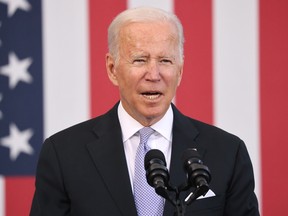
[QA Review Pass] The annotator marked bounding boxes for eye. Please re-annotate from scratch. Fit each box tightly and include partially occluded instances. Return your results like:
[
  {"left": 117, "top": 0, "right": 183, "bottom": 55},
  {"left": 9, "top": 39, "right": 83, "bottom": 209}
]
[
  {"left": 132, "top": 58, "right": 146, "bottom": 65},
  {"left": 134, "top": 59, "right": 145, "bottom": 62},
  {"left": 160, "top": 58, "right": 173, "bottom": 64}
]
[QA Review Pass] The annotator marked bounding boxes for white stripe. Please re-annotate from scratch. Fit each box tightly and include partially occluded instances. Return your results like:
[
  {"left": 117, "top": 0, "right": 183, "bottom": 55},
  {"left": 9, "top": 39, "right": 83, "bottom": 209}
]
[
  {"left": 128, "top": 0, "right": 174, "bottom": 12},
  {"left": 42, "top": 0, "right": 89, "bottom": 138},
  {"left": 213, "top": 0, "right": 261, "bottom": 204},
  {"left": 0, "top": 177, "right": 4, "bottom": 216}
]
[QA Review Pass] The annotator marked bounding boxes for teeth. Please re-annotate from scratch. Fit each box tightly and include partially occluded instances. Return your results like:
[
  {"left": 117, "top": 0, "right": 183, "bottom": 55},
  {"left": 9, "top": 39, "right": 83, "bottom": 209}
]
[{"left": 143, "top": 94, "right": 160, "bottom": 100}]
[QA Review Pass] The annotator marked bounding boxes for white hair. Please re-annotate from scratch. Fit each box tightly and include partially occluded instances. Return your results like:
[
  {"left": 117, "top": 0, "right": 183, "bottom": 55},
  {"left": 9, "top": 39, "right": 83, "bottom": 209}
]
[{"left": 107, "top": 7, "right": 185, "bottom": 64}]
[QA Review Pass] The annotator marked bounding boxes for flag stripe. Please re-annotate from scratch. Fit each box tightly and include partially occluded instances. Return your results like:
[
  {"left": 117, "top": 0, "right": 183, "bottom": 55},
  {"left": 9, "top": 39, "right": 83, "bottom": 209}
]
[
  {"left": 0, "top": 177, "right": 4, "bottom": 216},
  {"left": 260, "top": 0, "right": 288, "bottom": 215},
  {"left": 212, "top": 0, "right": 261, "bottom": 202},
  {"left": 1, "top": 0, "right": 43, "bottom": 214},
  {"left": 3, "top": 1, "right": 288, "bottom": 215},
  {"left": 174, "top": 0, "right": 213, "bottom": 124},
  {"left": 6, "top": 177, "right": 34, "bottom": 216},
  {"left": 42, "top": 0, "right": 90, "bottom": 137},
  {"left": 89, "top": 0, "right": 126, "bottom": 117},
  {"left": 127, "top": 0, "right": 174, "bottom": 12}
]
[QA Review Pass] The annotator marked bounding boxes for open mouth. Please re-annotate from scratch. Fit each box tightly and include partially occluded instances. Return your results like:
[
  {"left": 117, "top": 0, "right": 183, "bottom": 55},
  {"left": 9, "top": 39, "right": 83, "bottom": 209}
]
[{"left": 141, "top": 91, "right": 162, "bottom": 100}]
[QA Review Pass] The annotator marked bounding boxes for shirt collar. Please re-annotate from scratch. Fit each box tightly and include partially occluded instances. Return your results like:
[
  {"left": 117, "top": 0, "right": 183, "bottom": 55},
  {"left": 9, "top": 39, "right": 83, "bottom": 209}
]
[{"left": 117, "top": 101, "right": 173, "bottom": 142}]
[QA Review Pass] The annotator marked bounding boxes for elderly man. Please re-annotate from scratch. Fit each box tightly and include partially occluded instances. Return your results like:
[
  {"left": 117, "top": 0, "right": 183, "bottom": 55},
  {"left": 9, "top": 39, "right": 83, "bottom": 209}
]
[{"left": 30, "top": 7, "right": 259, "bottom": 216}]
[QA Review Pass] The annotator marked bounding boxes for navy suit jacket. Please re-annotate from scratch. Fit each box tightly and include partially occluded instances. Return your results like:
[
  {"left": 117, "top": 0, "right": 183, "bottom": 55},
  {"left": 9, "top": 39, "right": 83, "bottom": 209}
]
[{"left": 30, "top": 103, "right": 259, "bottom": 216}]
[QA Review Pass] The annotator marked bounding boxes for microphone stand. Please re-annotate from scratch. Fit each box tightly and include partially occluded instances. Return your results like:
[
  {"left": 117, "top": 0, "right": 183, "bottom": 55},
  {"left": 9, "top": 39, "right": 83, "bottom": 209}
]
[
  {"left": 174, "top": 187, "right": 186, "bottom": 216},
  {"left": 145, "top": 148, "right": 211, "bottom": 216},
  {"left": 155, "top": 183, "right": 209, "bottom": 216}
]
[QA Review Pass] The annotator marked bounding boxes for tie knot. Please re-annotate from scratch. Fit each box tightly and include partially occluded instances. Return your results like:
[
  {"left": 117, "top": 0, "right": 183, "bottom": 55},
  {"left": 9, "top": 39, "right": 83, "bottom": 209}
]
[{"left": 139, "top": 127, "right": 154, "bottom": 146}]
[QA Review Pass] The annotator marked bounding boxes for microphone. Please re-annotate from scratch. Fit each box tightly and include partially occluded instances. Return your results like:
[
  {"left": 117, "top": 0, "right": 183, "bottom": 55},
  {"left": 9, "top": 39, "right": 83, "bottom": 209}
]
[
  {"left": 144, "top": 149, "right": 170, "bottom": 190},
  {"left": 144, "top": 148, "right": 212, "bottom": 213},
  {"left": 182, "top": 148, "right": 211, "bottom": 203},
  {"left": 144, "top": 149, "right": 176, "bottom": 202}
]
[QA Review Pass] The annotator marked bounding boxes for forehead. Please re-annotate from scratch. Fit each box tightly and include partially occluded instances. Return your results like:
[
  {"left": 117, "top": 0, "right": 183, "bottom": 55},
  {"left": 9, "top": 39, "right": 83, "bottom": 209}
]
[
  {"left": 121, "top": 21, "right": 178, "bottom": 44},
  {"left": 119, "top": 21, "right": 179, "bottom": 55}
]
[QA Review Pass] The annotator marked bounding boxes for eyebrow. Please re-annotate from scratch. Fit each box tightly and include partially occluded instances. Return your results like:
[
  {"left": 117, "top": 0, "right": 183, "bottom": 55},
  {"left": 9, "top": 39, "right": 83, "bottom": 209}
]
[{"left": 130, "top": 53, "right": 176, "bottom": 59}]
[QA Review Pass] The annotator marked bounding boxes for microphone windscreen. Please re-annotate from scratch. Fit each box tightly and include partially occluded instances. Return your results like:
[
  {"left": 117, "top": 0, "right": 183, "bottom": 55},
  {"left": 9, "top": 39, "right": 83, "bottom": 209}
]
[
  {"left": 181, "top": 148, "right": 201, "bottom": 163},
  {"left": 144, "top": 149, "right": 166, "bottom": 170}
]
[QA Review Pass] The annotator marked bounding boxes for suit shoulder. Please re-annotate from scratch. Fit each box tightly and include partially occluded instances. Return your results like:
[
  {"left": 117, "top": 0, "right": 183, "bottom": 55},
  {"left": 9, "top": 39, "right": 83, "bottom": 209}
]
[
  {"left": 192, "top": 118, "right": 240, "bottom": 139},
  {"left": 52, "top": 117, "right": 96, "bottom": 138},
  {"left": 183, "top": 114, "right": 244, "bottom": 151},
  {"left": 48, "top": 104, "right": 118, "bottom": 142},
  {"left": 172, "top": 104, "right": 243, "bottom": 146},
  {"left": 46, "top": 111, "right": 113, "bottom": 148}
]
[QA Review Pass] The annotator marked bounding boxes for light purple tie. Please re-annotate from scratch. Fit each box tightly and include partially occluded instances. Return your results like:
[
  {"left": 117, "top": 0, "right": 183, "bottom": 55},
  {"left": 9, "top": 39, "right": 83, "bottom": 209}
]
[{"left": 134, "top": 127, "right": 164, "bottom": 216}]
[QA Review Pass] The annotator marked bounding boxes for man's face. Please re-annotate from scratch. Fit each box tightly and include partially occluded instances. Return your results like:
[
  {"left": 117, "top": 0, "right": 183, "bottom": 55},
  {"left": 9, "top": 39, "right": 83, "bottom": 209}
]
[{"left": 106, "top": 21, "right": 183, "bottom": 126}]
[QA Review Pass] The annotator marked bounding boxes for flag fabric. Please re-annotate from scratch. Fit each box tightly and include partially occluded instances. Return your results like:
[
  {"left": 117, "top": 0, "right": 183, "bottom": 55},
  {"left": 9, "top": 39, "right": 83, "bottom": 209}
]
[
  {"left": 0, "top": 0, "right": 42, "bottom": 215},
  {"left": 0, "top": 0, "right": 287, "bottom": 216}
]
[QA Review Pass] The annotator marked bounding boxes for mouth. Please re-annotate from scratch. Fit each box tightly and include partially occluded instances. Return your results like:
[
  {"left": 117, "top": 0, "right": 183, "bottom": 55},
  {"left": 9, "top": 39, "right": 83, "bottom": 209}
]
[{"left": 141, "top": 91, "right": 162, "bottom": 100}]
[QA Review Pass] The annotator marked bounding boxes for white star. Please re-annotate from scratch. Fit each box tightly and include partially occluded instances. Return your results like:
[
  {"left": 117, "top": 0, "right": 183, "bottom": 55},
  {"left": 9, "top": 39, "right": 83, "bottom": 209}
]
[
  {"left": 0, "top": 123, "right": 34, "bottom": 161},
  {"left": 0, "top": 0, "right": 31, "bottom": 17},
  {"left": 0, "top": 52, "right": 33, "bottom": 89}
]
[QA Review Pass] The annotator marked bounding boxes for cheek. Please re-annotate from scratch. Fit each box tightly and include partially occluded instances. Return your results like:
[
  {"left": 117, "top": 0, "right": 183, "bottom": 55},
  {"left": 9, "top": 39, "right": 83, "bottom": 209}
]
[
  {"left": 117, "top": 73, "right": 138, "bottom": 94},
  {"left": 120, "top": 68, "right": 143, "bottom": 87},
  {"left": 166, "top": 72, "right": 182, "bottom": 88},
  {"left": 114, "top": 66, "right": 129, "bottom": 85}
]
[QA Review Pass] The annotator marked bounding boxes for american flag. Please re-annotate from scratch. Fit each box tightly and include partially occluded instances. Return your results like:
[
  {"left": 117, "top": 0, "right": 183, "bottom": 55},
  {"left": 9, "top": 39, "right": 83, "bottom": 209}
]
[
  {"left": 0, "top": 0, "right": 42, "bottom": 215},
  {"left": 0, "top": 0, "right": 287, "bottom": 216}
]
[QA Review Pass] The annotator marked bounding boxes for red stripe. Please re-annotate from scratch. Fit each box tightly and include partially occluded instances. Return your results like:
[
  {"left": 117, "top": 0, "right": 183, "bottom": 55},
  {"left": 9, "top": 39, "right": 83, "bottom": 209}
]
[
  {"left": 89, "top": 0, "right": 126, "bottom": 117},
  {"left": 260, "top": 1, "right": 288, "bottom": 215},
  {"left": 5, "top": 177, "right": 35, "bottom": 216},
  {"left": 174, "top": 0, "right": 213, "bottom": 124}
]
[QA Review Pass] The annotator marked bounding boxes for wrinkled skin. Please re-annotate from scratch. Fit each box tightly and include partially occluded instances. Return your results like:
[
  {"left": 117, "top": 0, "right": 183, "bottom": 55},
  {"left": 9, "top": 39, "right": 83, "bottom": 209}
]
[{"left": 106, "top": 21, "right": 184, "bottom": 126}]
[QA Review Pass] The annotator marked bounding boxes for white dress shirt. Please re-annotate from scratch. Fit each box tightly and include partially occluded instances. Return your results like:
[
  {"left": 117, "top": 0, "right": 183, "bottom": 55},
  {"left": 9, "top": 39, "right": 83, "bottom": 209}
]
[{"left": 117, "top": 102, "right": 173, "bottom": 191}]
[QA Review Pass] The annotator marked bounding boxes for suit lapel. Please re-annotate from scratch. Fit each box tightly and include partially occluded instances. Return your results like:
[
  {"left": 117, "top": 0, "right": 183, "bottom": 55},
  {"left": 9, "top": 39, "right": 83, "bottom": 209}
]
[
  {"left": 169, "top": 104, "right": 205, "bottom": 186},
  {"left": 85, "top": 103, "right": 206, "bottom": 216},
  {"left": 164, "top": 104, "right": 206, "bottom": 215},
  {"left": 86, "top": 104, "right": 137, "bottom": 216}
]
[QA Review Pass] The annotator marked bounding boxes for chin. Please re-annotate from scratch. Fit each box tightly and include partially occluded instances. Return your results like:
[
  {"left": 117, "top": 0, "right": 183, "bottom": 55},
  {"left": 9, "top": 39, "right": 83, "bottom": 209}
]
[{"left": 142, "top": 108, "right": 165, "bottom": 121}]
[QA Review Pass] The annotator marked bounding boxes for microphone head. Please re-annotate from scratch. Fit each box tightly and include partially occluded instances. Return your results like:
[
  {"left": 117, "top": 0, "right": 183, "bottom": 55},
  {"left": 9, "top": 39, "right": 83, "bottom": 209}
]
[
  {"left": 144, "top": 149, "right": 169, "bottom": 188},
  {"left": 181, "top": 148, "right": 202, "bottom": 166},
  {"left": 182, "top": 148, "right": 211, "bottom": 187},
  {"left": 145, "top": 149, "right": 166, "bottom": 170}
]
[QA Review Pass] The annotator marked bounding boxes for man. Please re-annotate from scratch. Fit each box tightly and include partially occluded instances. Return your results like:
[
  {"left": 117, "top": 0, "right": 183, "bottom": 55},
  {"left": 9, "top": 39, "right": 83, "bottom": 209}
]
[{"left": 30, "top": 7, "right": 259, "bottom": 216}]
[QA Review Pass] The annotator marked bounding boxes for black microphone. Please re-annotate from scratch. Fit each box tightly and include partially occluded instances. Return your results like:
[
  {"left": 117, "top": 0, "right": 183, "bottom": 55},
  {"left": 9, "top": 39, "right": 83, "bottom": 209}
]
[
  {"left": 145, "top": 149, "right": 178, "bottom": 206},
  {"left": 182, "top": 148, "right": 211, "bottom": 202},
  {"left": 144, "top": 149, "right": 170, "bottom": 190}
]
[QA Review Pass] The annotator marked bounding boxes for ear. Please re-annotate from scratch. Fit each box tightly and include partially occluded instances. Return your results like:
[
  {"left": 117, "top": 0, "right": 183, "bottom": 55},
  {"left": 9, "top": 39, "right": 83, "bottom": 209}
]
[
  {"left": 106, "top": 53, "right": 119, "bottom": 86},
  {"left": 177, "top": 64, "right": 184, "bottom": 86}
]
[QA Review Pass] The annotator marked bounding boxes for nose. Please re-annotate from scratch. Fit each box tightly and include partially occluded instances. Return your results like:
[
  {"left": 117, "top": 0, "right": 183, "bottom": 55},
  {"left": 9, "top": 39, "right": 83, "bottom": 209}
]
[{"left": 145, "top": 61, "right": 161, "bottom": 81}]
